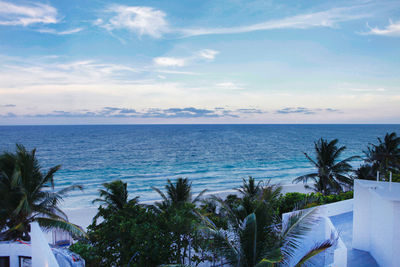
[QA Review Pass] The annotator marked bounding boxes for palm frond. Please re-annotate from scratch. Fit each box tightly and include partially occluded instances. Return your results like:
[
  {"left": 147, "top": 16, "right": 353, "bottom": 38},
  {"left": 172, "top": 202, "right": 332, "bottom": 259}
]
[
  {"left": 151, "top": 186, "right": 169, "bottom": 203},
  {"left": 192, "top": 188, "right": 208, "bottom": 203},
  {"left": 294, "top": 238, "right": 336, "bottom": 267},
  {"left": 57, "top": 184, "right": 83, "bottom": 196},
  {"left": 36, "top": 217, "right": 87, "bottom": 238},
  {"left": 281, "top": 208, "right": 319, "bottom": 264}
]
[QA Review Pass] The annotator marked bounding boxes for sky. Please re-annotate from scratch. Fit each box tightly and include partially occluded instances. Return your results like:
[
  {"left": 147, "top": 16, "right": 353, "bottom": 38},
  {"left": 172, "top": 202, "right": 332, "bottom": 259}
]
[{"left": 0, "top": 0, "right": 399, "bottom": 124}]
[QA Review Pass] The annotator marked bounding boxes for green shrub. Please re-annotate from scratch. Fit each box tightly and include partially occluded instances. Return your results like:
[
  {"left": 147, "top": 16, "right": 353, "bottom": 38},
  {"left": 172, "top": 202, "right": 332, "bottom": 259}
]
[{"left": 69, "top": 241, "right": 100, "bottom": 267}]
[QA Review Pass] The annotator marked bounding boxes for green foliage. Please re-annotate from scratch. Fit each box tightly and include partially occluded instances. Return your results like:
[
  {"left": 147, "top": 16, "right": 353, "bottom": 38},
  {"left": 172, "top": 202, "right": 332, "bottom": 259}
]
[
  {"left": 293, "top": 138, "right": 358, "bottom": 195},
  {"left": 92, "top": 180, "right": 134, "bottom": 211},
  {"left": 199, "top": 181, "right": 335, "bottom": 267},
  {"left": 358, "top": 132, "right": 400, "bottom": 182},
  {"left": 152, "top": 177, "right": 207, "bottom": 211},
  {"left": 69, "top": 241, "right": 101, "bottom": 267},
  {"left": 77, "top": 178, "right": 210, "bottom": 267},
  {"left": 0, "top": 144, "right": 84, "bottom": 241},
  {"left": 85, "top": 202, "right": 175, "bottom": 267},
  {"left": 364, "top": 132, "right": 400, "bottom": 174}
]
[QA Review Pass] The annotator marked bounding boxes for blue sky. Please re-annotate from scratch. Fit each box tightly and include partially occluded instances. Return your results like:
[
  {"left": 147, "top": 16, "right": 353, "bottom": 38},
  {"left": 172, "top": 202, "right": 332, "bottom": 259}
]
[{"left": 0, "top": 0, "right": 399, "bottom": 124}]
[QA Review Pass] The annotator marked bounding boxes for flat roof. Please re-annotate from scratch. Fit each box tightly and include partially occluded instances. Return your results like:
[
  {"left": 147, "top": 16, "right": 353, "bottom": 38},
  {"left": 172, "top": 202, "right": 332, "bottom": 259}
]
[{"left": 355, "top": 179, "right": 400, "bottom": 202}]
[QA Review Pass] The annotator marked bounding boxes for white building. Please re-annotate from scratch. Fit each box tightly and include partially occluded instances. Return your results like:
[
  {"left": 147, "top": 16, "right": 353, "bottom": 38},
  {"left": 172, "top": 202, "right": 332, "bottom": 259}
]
[
  {"left": 0, "top": 222, "right": 84, "bottom": 267},
  {"left": 353, "top": 179, "right": 400, "bottom": 267},
  {"left": 284, "top": 179, "right": 400, "bottom": 267}
]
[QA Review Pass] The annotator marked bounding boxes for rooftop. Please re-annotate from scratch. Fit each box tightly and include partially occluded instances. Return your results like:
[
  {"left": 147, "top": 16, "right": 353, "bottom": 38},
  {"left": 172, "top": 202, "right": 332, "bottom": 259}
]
[
  {"left": 355, "top": 179, "right": 400, "bottom": 201},
  {"left": 329, "top": 211, "right": 379, "bottom": 267}
]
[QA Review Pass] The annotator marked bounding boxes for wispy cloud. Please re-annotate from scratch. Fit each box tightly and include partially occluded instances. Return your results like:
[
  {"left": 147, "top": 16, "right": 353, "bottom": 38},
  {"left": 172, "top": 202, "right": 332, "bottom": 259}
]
[
  {"left": 99, "top": 5, "right": 169, "bottom": 38},
  {"left": 37, "top": 27, "right": 84, "bottom": 35},
  {"left": 179, "top": 7, "right": 370, "bottom": 37},
  {"left": 350, "top": 87, "right": 386, "bottom": 92},
  {"left": 363, "top": 20, "right": 400, "bottom": 37},
  {"left": 215, "top": 82, "right": 242, "bottom": 90},
  {"left": 153, "top": 49, "right": 219, "bottom": 67},
  {"left": 196, "top": 49, "right": 219, "bottom": 60},
  {"left": 1, "top": 104, "right": 15, "bottom": 107},
  {"left": 0, "top": 1, "right": 58, "bottom": 26},
  {"left": 275, "top": 107, "right": 340, "bottom": 115},
  {"left": 96, "top": 5, "right": 370, "bottom": 39},
  {"left": 1, "top": 57, "right": 139, "bottom": 83}
]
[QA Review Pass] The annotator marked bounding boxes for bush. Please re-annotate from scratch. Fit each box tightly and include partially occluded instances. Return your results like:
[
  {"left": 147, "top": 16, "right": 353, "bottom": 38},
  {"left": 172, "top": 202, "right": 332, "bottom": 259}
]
[{"left": 69, "top": 241, "right": 100, "bottom": 267}]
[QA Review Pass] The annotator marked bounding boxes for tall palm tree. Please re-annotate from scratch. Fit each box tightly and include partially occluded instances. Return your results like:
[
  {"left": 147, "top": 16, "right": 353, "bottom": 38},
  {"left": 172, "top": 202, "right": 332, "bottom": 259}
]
[
  {"left": 364, "top": 132, "right": 400, "bottom": 174},
  {"left": 152, "top": 178, "right": 207, "bottom": 210},
  {"left": 93, "top": 180, "right": 138, "bottom": 211},
  {"left": 293, "top": 138, "right": 357, "bottom": 196},
  {"left": 0, "top": 144, "right": 85, "bottom": 241}
]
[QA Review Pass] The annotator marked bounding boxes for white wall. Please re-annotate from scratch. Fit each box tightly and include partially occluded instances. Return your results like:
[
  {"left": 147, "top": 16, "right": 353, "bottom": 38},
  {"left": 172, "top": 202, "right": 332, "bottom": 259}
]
[
  {"left": 0, "top": 242, "right": 31, "bottom": 267},
  {"left": 369, "top": 192, "right": 394, "bottom": 267},
  {"left": 352, "top": 181, "right": 371, "bottom": 251},
  {"left": 318, "top": 199, "right": 353, "bottom": 217},
  {"left": 353, "top": 180, "right": 400, "bottom": 267}
]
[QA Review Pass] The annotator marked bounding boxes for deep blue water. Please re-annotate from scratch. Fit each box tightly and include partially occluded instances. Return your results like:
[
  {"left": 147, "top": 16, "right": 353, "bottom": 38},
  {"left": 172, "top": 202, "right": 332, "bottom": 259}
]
[{"left": 0, "top": 124, "right": 399, "bottom": 208}]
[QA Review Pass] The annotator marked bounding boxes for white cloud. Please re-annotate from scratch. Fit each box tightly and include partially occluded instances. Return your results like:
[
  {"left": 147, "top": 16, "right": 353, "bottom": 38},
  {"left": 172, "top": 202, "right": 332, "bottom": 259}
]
[
  {"left": 101, "top": 5, "right": 168, "bottom": 38},
  {"left": 93, "top": 18, "right": 103, "bottom": 26},
  {"left": 350, "top": 87, "right": 386, "bottom": 92},
  {"left": 216, "top": 82, "right": 242, "bottom": 90},
  {"left": 153, "top": 57, "right": 186, "bottom": 67},
  {"left": 197, "top": 49, "right": 219, "bottom": 60},
  {"left": 363, "top": 20, "right": 400, "bottom": 37},
  {"left": 37, "top": 27, "right": 84, "bottom": 35},
  {"left": 179, "top": 7, "right": 370, "bottom": 37},
  {"left": 0, "top": 1, "right": 58, "bottom": 26},
  {"left": 154, "top": 49, "right": 219, "bottom": 68}
]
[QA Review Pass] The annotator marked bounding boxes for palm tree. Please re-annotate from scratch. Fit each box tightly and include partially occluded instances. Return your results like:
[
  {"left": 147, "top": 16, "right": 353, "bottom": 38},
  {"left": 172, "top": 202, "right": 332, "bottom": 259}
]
[
  {"left": 93, "top": 180, "right": 138, "bottom": 211},
  {"left": 364, "top": 132, "right": 400, "bottom": 174},
  {"left": 200, "top": 190, "right": 334, "bottom": 266},
  {"left": 236, "top": 177, "right": 263, "bottom": 199},
  {"left": 152, "top": 178, "right": 207, "bottom": 210},
  {"left": 355, "top": 164, "right": 376, "bottom": 180},
  {"left": 0, "top": 144, "right": 85, "bottom": 241},
  {"left": 293, "top": 138, "right": 357, "bottom": 196}
]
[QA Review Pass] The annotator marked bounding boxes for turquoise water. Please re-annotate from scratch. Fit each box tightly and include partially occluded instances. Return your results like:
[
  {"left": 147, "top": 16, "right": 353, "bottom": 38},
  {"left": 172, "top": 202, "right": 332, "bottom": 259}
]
[{"left": 0, "top": 124, "right": 399, "bottom": 208}]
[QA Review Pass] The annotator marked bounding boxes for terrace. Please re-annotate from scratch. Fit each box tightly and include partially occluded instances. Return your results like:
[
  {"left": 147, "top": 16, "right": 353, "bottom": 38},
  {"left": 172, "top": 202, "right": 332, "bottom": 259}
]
[{"left": 285, "top": 179, "right": 400, "bottom": 267}]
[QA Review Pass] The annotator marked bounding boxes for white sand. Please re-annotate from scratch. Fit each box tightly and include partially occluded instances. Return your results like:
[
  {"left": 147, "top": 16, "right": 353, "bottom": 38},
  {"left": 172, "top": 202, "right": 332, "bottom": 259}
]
[{"left": 64, "top": 183, "right": 311, "bottom": 231}]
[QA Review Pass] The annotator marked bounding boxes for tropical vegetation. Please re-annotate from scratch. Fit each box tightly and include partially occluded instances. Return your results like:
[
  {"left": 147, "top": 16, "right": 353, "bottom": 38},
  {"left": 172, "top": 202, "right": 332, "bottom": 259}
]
[
  {"left": 0, "top": 144, "right": 85, "bottom": 241},
  {"left": 71, "top": 177, "right": 337, "bottom": 267},
  {"left": 356, "top": 132, "right": 400, "bottom": 181},
  {"left": 293, "top": 138, "right": 358, "bottom": 195}
]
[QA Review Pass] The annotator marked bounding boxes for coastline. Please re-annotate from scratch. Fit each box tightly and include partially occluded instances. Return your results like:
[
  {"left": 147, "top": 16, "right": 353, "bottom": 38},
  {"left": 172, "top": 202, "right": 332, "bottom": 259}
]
[{"left": 64, "top": 183, "right": 311, "bottom": 231}]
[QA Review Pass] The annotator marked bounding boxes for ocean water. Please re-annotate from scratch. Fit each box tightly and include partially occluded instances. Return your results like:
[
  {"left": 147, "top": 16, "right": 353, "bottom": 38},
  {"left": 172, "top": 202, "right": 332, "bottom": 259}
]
[{"left": 0, "top": 124, "right": 399, "bottom": 209}]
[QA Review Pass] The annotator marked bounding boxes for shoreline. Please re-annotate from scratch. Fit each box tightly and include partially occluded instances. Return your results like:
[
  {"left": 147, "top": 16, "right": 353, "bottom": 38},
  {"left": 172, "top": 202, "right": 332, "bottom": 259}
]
[{"left": 64, "top": 183, "right": 311, "bottom": 231}]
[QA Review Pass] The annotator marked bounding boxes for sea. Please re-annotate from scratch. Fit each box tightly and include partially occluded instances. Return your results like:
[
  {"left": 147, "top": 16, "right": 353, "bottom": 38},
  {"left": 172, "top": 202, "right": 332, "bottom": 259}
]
[{"left": 0, "top": 124, "right": 399, "bottom": 209}]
